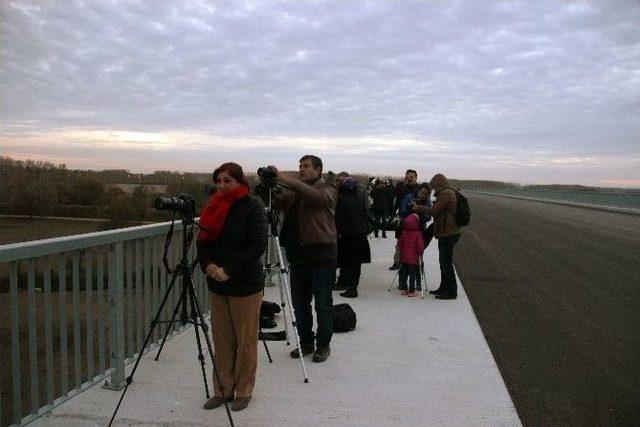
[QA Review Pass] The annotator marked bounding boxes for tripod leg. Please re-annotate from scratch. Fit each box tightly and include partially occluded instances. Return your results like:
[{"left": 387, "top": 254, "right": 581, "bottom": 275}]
[
  {"left": 276, "top": 265, "right": 291, "bottom": 345},
  {"left": 109, "top": 268, "right": 180, "bottom": 426},
  {"left": 387, "top": 269, "right": 399, "bottom": 291},
  {"left": 186, "top": 283, "right": 211, "bottom": 398},
  {"left": 260, "top": 327, "right": 274, "bottom": 363},
  {"left": 155, "top": 286, "right": 186, "bottom": 360},
  {"left": 274, "top": 241, "right": 309, "bottom": 383}
]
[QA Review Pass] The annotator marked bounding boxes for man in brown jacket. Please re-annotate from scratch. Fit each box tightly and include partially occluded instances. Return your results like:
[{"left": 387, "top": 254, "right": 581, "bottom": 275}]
[
  {"left": 412, "top": 173, "right": 461, "bottom": 300},
  {"left": 268, "top": 155, "right": 338, "bottom": 362}
]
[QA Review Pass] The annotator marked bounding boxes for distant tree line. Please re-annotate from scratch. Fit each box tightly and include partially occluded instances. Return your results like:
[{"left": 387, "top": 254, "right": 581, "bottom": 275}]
[{"left": 0, "top": 157, "right": 219, "bottom": 228}]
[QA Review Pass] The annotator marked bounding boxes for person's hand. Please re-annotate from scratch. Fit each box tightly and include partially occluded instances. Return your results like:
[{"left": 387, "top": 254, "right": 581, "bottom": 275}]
[
  {"left": 213, "top": 267, "right": 229, "bottom": 282},
  {"left": 205, "top": 264, "right": 229, "bottom": 282}
]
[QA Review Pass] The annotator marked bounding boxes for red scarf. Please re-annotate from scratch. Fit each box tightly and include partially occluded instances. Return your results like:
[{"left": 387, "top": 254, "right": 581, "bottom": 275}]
[{"left": 197, "top": 185, "right": 249, "bottom": 243}]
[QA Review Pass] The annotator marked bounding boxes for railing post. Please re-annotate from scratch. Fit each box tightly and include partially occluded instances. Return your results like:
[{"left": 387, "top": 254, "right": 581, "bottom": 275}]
[{"left": 103, "top": 242, "right": 126, "bottom": 390}]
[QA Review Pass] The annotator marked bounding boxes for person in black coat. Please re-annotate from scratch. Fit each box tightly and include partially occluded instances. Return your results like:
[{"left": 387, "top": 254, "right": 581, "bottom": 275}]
[
  {"left": 197, "top": 162, "right": 267, "bottom": 412},
  {"left": 370, "top": 179, "right": 395, "bottom": 238},
  {"left": 335, "top": 175, "right": 372, "bottom": 298}
]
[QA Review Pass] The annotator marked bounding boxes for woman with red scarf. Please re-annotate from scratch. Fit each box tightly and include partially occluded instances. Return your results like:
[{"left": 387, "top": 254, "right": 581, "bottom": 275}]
[{"left": 196, "top": 162, "right": 267, "bottom": 412}]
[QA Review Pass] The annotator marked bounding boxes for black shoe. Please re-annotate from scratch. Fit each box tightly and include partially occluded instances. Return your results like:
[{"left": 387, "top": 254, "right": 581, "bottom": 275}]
[
  {"left": 435, "top": 293, "right": 457, "bottom": 300},
  {"left": 290, "top": 343, "right": 315, "bottom": 358},
  {"left": 374, "top": 233, "right": 379, "bottom": 238},
  {"left": 312, "top": 346, "right": 330, "bottom": 363},
  {"left": 382, "top": 232, "right": 387, "bottom": 238},
  {"left": 429, "top": 288, "right": 444, "bottom": 295},
  {"left": 332, "top": 281, "right": 349, "bottom": 290},
  {"left": 388, "top": 262, "right": 400, "bottom": 270},
  {"left": 339, "top": 289, "right": 358, "bottom": 298}
]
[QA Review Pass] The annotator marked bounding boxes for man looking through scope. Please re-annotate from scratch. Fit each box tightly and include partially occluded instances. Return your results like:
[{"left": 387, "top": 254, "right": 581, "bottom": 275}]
[{"left": 262, "top": 155, "right": 338, "bottom": 363}]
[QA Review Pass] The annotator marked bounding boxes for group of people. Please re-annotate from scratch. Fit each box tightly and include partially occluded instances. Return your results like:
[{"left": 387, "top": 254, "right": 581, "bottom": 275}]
[{"left": 195, "top": 155, "right": 463, "bottom": 412}]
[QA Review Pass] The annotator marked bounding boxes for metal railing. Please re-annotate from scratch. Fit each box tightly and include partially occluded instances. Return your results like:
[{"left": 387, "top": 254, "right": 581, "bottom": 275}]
[{"left": 0, "top": 221, "right": 209, "bottom": 426}]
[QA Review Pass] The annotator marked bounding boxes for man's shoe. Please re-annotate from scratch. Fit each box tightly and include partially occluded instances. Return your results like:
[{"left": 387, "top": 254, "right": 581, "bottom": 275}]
[
  {"left": 435, "top": 293, "right": 457, "bottom": 300},
  {"left": 332, "top": 281, "right": 349, "bottom": 290},
  {"left": 388, "top": 262, "right": 400, "bottom": 270},
  {"left": 231, "top": 396, "right": 251, "bottom": 412},
  {"left": 339, "top": 289, "right": 358, "bottom": 298},
  {"left": 382, "top": 232, "right": 387, "bottom": 238},
  {"left": 290, "top": 343, "right": 315, "bottom": 358},
  {"left": 312, "top": 346, "right": 331, "bottom": 363},
  {"left": 429, "top": 288, "right": 444, "bottom": 295},
  {"left": 203, "top": 396, "right": 233, "bottom": 410}
]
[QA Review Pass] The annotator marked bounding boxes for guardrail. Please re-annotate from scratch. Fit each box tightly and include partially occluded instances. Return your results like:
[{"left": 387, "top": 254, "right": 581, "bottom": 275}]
[
  {"left": 0, "top": 221, "right": 209, "bottom": 426},
  {"left": 467, "top": 190, "right": 640, "bottom": 216}
]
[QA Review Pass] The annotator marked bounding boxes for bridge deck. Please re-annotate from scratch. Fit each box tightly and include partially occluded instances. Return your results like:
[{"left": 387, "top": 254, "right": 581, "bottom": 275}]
[{"left": 32, "top": 237, "right": 519, "bottom": 426}]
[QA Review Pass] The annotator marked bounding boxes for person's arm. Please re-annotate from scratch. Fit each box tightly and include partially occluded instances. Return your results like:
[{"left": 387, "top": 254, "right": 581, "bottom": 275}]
[
  {"left": 221, "top": 201, "right": 268, "bottom": 279},
  {"left": 273, "top": 168, "right": 337, "bottom": 208},
  {"left": 413, "top": 191, "right": 450, "bottom": 217}
]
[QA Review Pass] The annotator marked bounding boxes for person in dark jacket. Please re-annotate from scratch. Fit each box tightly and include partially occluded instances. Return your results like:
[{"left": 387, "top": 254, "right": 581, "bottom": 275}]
[
  {"left": 268, "top": 155, "right": 337, "bottom": 363},
  {"left": 335, "top": 175, "right": 372, "bottom": 298},
  {"left": 197, "top": 162, "right": 267, "bottom": 412},
  {"left": 370, "top": 179, "right": 395, "bottom": 238}
]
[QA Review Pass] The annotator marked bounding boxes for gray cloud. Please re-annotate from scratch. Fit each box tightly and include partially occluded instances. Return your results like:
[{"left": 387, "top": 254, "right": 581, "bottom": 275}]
[{"left": 1, "top": 0, "right": 639, "bottom": 185}]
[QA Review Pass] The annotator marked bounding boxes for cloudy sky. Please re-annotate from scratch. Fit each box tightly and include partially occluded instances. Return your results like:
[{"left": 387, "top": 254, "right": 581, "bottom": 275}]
[{"left": 1, "top": 0, "right": 639, "bottom": 186}]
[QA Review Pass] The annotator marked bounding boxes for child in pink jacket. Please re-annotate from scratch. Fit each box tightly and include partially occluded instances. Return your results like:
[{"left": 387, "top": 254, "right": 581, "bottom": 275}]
[{"left": 397, "top": 214, "right": 425, "bottom": 296}]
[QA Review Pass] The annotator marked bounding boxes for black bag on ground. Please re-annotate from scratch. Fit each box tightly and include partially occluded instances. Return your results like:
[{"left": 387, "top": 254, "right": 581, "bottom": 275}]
[
  {"left": 455, "top": 191, "right": 471, "bottom": 227},
  {"left": 332, "top": 303, "right": 356, "bottom": 332},
  {"left": 260, "top": 301, "right": 281, "bottom": 329}
]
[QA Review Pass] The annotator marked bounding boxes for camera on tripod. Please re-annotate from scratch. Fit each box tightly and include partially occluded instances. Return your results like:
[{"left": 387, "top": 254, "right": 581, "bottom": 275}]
[
  {"left": 257, "top": 166, "right": 278, "bottom": 187},
  {"left": 154, "top": 193, "right": 196, "bottom": 217}
]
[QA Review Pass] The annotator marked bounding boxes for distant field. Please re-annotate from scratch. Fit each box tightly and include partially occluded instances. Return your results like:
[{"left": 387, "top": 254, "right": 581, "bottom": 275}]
[
  {"left": 0, "top": 218, "right": 106, "bottom": 245},
  {"left": 469, "top": 188, "right": 640, "bottom": 210}
]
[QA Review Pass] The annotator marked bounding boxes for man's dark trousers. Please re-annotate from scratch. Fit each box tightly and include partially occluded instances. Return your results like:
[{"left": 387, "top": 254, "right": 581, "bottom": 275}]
[
  {"left": 290, "top": 264, "right": 335, "bottom": 348},
  {"left": 438, "top": 234, "right": 460, "bottom": 295}
]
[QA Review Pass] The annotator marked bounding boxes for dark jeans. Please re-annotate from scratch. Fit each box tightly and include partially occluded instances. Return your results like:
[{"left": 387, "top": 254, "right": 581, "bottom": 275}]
[
  {"left": 373, "top": 207, "right": 390, "bottom": 235},
  {"left": 290, "top": 264, "right": 335, "bottom": 348},
  {"left": 438, "top": 234, "right": 460, "bottom": 295},
  {"left": 340, "top": 262, "right": 362, "bottom": 290},
  {"left": 399, "top": 263, "right": 420, "bottom": 291}
]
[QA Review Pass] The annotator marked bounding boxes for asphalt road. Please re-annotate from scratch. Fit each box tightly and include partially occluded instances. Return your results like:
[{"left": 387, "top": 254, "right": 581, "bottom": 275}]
[{"left": 454, "top": 193, "right": 640, "bottom": 427}]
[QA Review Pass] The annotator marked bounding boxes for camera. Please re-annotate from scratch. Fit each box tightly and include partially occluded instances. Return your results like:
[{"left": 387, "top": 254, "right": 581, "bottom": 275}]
[
  {"left": 257, "top": 166, "right": 278, "bottom": 186},
  {"left": 154, "top": 193, "right": 196, "bottom": 217}
]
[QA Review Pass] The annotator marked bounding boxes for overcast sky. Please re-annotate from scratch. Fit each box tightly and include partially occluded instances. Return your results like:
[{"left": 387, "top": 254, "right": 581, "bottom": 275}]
[{"left": 1, "top": 0, "right": 639, "bottom": 186}]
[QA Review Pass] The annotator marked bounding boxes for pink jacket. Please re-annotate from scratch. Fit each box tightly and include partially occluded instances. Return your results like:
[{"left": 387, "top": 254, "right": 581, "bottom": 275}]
[{"left": 398, "top": 214, "right": 425, "bottom": 265}]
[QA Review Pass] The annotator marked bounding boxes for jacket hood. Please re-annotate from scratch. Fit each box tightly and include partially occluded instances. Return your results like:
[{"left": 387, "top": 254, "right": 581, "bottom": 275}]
[
  {"left": 403, "top": 213, "right": 420, "bottom": 231},
  {"left": 430, "top": 173, "right": 452, "bottom": 191}
]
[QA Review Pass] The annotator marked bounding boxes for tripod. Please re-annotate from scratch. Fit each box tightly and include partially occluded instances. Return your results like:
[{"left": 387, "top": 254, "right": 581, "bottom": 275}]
[
  {"left": 387, "top": 256, "right": 428, "bottom": 299},
  {"left": 262, "top": 185, "right": 310, "bottom": 383},
  {"left": 108, "top": 215, "right": 235, "bottom": 427}
]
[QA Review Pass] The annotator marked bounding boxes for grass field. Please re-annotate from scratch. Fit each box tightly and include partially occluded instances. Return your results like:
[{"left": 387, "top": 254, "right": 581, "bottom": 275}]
[{"left": 0, "top": 218, "right": 105, "bottom": 246}]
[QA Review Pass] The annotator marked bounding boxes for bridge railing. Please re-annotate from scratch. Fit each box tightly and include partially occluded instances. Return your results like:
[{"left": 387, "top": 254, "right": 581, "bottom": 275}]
[{"left": 0, "top": 221, "right": 209, "bottom": 426}]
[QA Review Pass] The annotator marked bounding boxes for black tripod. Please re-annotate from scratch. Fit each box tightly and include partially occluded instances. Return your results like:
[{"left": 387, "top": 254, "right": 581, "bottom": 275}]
[{"left": 108, "top": 215, "right": 235, "bottom": 427}]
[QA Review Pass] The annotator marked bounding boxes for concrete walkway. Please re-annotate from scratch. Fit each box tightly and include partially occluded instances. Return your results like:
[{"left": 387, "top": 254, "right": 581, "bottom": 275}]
[{"left": 32, "top": 237, "right": 520, "bottom": 426}]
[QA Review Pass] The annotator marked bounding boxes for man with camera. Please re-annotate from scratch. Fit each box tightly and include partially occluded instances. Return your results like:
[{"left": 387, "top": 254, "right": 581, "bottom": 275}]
[{"left": 263, "top": 155, "right": 338, "bottom": 363}]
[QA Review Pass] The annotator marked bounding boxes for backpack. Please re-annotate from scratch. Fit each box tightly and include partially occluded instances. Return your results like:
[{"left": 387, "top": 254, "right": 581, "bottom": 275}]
[
  {"left": 332, "top": 303, "right": 356, "bottom": 332},
  {"left": 454, "top": 191, "right": 471, "bottom": 227}
]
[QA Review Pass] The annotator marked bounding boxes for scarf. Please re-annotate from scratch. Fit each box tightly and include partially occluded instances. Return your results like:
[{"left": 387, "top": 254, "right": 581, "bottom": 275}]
[{"left": 197, "top": 185, "right": 249, "bottom": 243}]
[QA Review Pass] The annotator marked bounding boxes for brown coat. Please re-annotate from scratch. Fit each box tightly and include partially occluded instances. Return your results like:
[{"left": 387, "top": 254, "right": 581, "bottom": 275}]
[
  {"left": 277, "top": 177, "right": 338, "bottom": 245},
  {"left": 428, "top": 188, "right": 461, "bottom": 238}
]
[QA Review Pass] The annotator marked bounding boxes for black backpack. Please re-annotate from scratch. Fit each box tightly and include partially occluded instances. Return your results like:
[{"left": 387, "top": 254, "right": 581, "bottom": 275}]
[
  {"left": 454, "top": 191, "right": 471, "bottom": 227},
  {"left": 332, "top": 303, "right": 356, "bottom": 332}
]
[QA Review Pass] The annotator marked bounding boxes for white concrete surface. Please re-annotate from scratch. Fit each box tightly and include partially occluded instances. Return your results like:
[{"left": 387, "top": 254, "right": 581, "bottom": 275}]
[{"left": 31, "top": 237, "right": 520, "bottom": 426}]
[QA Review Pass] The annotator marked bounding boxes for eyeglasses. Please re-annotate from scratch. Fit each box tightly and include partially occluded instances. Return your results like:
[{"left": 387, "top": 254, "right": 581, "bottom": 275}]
[{"left": 214, "top": 177, "right": 235, "bottom": 184}]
